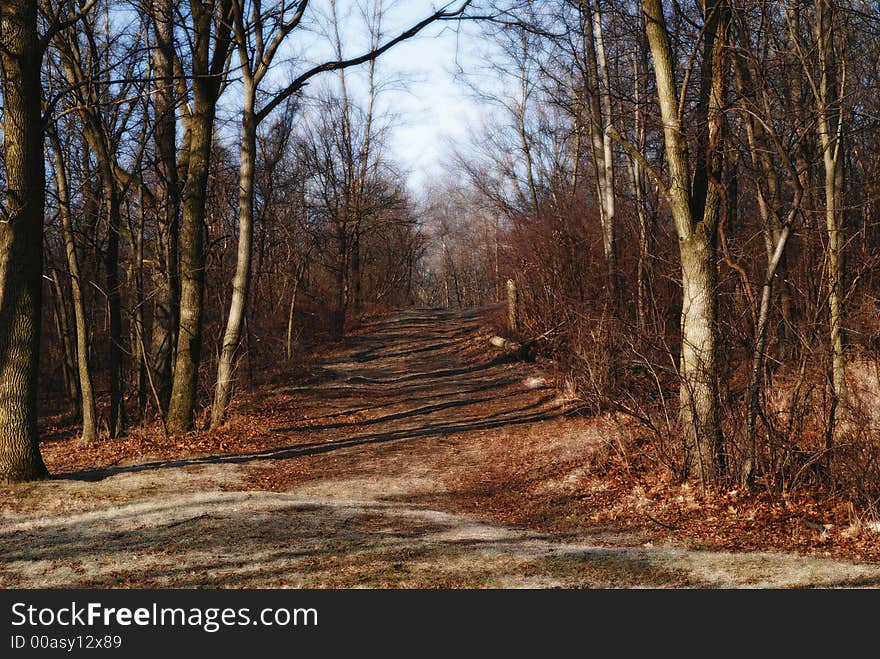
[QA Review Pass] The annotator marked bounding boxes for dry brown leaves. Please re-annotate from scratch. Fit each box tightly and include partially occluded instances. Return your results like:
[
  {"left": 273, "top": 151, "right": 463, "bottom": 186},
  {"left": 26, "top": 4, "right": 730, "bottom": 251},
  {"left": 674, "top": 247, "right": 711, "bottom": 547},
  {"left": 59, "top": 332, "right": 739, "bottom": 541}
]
[{"left": 26, "top": 310, "right": 880, "bottom": 568}]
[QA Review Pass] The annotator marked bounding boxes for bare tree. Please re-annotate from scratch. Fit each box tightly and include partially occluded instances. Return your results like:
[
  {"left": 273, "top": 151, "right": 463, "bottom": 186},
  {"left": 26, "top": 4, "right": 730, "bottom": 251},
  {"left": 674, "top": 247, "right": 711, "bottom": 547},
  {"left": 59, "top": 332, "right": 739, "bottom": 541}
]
[
  {"left": 47, "top": 128, "right": 99, "bottom": 443},
  {"left": 51, "top": 4, "right": 148, "bottom": 437},
  {"left": 577, "top": 0, "right": 617, "bottom": 307},
  {"left": 811, "top": 0, "right": 848, "bottom": 419},
  {"left": 147, "top": 0, "right": 181, "bottom": 414},
  {"left": 635, "top": 0, "right": 729, "bottom": 486},
  {"left": 166, "top": 0, "right": 236, "bottom": 434}
]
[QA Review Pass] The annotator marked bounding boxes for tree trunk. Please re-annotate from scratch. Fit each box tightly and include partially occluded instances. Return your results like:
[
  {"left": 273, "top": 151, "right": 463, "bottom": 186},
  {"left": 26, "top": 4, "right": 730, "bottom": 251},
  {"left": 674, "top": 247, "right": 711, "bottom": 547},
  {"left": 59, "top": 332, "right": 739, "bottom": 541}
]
[
  {"left": 580, "top": 1, "right": 617, "bottom": 306},
  {"left": 50, "top": 134, "right": 98, "bottom": 442},
  {"left": 286, "top": 261, "right": 305, "bottom": 361},
  {"left": 53, "top": 161, "right": 98, "bottom": 442},
  {"left": 642, "top": 0, "right": 726, "bottom": 486},
  {"left": 56, "top": 28, "right": 128, "bottom": 438},
  {"left": 506, "top": 278, "right": 518, "bottom": 332},
  {"left": 131, "top": 196, "right": 148, "bottom": 418},
  {"left": 103, "top": 183, "right": 126, "bottom": 438},
  {"left": 149, "top": 0, "right": 181, "bottom": 414},
  {"left": 167, "top": 0, "right": 232, "bottom": 434},
  {"left": 816, "top": 0, "right": 847, "bottom": 419},
  {"left": 50, "top": 270, "right": 80, "bottom": 408},
  {"left": 334, "top": 257, "right": 348, "bottom": 340},
  {"left": 678, "top": 229, "right": 722, "bottom": 485},
  {"left": 50, "top": 136, "right": 98, "bottom": 442},
  {"left": 211, "top": 81, "right": 257, "bottom": 428},
  {"left": 730, "top": 47, "right": 806, "bottom": 485},
  {"left": 630, "top": 45, "right": 651, "bottom": 333},
  {"left": 166, "top": 106, "right": 212, "bottom": 434},
  {"left": 0, "top": 0, "right": 49, "bottom": 482},
  {"left": 66, "top": 267, "right": 97, "bottom": 438},
  {"left": 744, "top": 223, "right": 793, "bottom": 484},
  {"left": 352, "top": 228, "right": 363, "bottom": 312},
  {"left": 333, "top": 222, "right": 349, "bottom": 339},
  {"left": 593, "top": 4, "right": 618, "bottom": 307},
  {"left": 515, "top": 29, "right": 540, "bottom": 217}
]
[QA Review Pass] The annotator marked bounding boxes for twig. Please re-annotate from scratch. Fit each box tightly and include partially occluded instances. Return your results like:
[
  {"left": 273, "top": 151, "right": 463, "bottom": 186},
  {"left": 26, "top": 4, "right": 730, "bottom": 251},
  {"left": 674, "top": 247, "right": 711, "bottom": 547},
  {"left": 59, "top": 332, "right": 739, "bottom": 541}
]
[
  {"left": 644, "top": 511, "right": 678, "bottom": 531},
  {"left": 166, "top": 513, "right": 210, "bottom": 528}
]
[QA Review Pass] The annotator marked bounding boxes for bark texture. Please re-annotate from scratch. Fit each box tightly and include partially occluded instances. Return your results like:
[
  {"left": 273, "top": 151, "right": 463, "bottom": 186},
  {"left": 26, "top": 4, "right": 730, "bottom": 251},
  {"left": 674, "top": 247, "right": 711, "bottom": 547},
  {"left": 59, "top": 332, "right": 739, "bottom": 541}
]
[
  {"left": 0, "top": 1, "right": 49, "bottom": 482},
  {"left": 167, "top": 0, "right": 233, "bottom": 434},
  {"left": 643, "top": 0, "right": 727, "bottom": 486},
  {"left": 149, "top": 0, "right": 181, "bottom": 413},
  {"left": 211, "top": 80, "right": 256, "bottom": 427}
]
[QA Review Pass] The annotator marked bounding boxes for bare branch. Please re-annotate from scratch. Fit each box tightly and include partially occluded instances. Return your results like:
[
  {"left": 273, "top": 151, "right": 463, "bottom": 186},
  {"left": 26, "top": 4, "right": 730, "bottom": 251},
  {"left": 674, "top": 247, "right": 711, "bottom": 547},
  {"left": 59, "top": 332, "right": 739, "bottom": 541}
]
[{"left": 256, "top": 1, "right": 473, "bottom": 123}]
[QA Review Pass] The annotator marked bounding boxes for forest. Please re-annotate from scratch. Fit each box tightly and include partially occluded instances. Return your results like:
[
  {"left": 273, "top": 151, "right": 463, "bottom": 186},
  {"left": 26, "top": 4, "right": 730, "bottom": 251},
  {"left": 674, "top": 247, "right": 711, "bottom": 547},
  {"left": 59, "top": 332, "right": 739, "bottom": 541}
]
[{"left": 2, "top": 0, "right": 880, "bottom": 587}]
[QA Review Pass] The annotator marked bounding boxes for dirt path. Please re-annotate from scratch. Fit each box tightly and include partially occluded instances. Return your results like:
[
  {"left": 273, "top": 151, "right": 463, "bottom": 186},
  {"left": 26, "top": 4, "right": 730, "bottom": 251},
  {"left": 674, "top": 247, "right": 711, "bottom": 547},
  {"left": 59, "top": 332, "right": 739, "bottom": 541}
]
[{"left": 3, "top": 308, "right": 880, "bottom": 588}]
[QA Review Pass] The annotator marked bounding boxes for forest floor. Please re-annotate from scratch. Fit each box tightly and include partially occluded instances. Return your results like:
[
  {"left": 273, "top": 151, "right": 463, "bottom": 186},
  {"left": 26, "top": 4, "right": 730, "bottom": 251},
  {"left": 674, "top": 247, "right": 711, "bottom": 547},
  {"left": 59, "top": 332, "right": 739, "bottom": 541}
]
[{"left": 3, "top": 307, "right": 880, "bottom": 588}]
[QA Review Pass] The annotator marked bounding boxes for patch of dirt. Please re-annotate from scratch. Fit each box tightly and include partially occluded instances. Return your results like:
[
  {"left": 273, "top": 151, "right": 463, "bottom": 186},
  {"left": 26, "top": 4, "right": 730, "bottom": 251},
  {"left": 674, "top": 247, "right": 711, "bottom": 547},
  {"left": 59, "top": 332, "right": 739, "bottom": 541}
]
[{"left": 3, "top": 307, "right": 880, "bottom": 588}]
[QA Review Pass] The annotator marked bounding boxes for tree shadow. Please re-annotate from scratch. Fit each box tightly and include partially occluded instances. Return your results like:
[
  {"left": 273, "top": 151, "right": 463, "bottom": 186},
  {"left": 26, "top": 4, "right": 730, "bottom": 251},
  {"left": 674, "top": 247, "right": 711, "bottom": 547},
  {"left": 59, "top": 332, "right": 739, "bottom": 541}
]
[
  {"left": 342, "top": 353, "right": 518, "bottom": 386},
  {"left": 293, "top": 376, "right": 524, "bottom": 423},
  {"left": 0, "top": 492, "right": 706, "bottom": 588},
  {"left": 57, "top": 395, "right": 561, "bottom": 484},
  {"left": 274, "top": 388, "right": 537, "bottom": 434}
]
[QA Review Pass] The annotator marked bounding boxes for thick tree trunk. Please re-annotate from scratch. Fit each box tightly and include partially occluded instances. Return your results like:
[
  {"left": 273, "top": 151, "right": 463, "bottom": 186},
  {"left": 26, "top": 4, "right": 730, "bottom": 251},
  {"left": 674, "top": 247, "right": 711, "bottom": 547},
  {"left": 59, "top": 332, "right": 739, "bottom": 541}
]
[
  {"left": 678, "top": 230, "right": 722, "bottom": 485},
  {"left": 166, "top": 107, "right": 212, "bottom": 434},
  {"left": 642, "top": 0, "right": 726, "bottom": 486},
  {"left": 166, "top": 0, "right": 232, "bottom": 434},
  {"left": 149, "top": 0, "right": 181, "bottom": 413},
  {"left": 0, "top": 0, "right": 49, "bottom": 482},
  {"left": 211, "top": 82, "right": 257, "bottom": 428}
]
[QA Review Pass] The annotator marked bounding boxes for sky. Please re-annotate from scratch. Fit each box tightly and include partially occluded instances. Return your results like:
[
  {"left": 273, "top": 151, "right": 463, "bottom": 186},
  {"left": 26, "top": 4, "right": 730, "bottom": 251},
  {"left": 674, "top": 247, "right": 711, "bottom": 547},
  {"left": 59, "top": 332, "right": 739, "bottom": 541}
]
[
  {"left": 374, "top": 14, "right": 487, "bottom": 192},
  {"left": 316, "top": 1, "right": 495, "bottom": 194},
  {"left": 213, "top": 1, "right": 498, "bottom": 195}
]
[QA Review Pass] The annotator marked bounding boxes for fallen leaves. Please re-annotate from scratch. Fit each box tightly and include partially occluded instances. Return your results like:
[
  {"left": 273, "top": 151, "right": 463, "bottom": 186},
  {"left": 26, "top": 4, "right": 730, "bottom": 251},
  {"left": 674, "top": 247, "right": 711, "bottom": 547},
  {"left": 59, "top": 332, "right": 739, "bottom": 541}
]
[{"left": 29, "top": 310, "right": 880, "bottom": 569}]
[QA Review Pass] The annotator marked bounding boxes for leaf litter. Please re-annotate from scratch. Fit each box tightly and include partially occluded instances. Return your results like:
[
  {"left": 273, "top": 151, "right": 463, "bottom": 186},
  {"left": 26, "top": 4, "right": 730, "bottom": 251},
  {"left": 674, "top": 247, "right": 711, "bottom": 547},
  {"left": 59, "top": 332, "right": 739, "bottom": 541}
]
[{"left": 3, "top": 308, "right": 879, "bottom": 588}]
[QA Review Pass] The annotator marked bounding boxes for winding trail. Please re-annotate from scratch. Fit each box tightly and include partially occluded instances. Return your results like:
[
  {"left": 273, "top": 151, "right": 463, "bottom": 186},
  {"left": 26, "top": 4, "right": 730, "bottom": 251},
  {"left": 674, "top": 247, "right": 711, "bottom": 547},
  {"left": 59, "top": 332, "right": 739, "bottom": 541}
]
[{"left": 3, "top": 308, "right": 880, "bottom": 588}]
